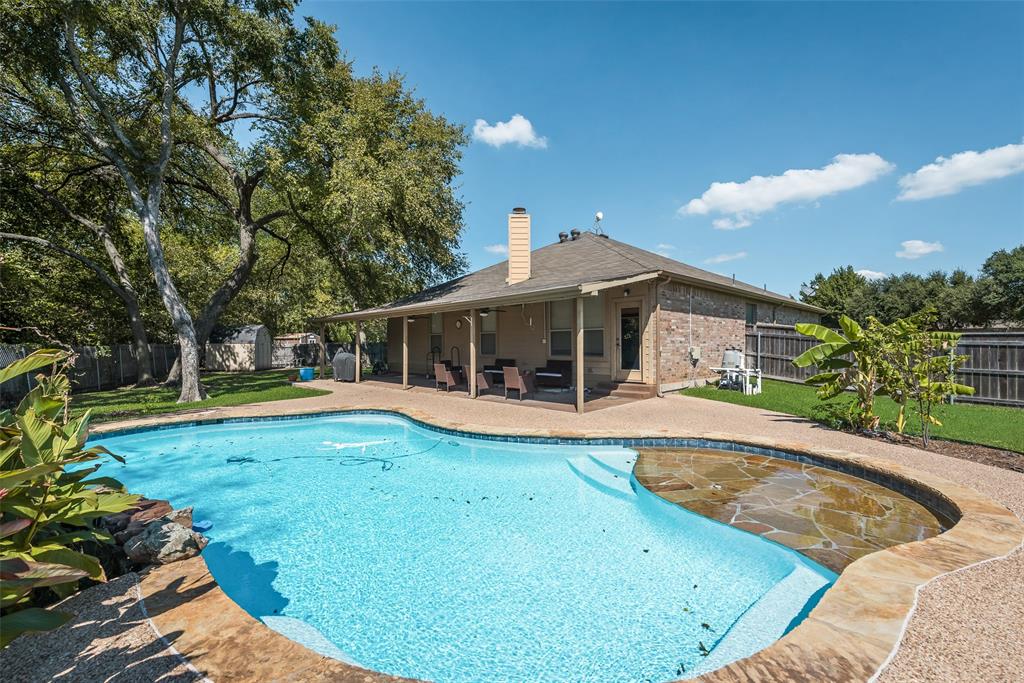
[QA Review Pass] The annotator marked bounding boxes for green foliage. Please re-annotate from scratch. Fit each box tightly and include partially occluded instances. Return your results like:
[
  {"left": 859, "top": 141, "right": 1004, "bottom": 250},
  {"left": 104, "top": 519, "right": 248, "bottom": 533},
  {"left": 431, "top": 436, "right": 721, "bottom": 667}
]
[
  {"left": 976, "top": 245, "right": 1024, "bottom": 324},
  {"left": 794, "top": 311, "right": 977, "bottom": 446},
  {"left": 681, "top": 379, "right": 1022, "bottom": 454},
  {"left": 1, "top": 1, "right": 468, "bottom": 349},
  {"left": 799, "top": 247, "right": 1024, "bottom": 330},
  {"left": 0, "top": 350, "right": 140, "bottom": 648},
  {"left": 799, "top": 266, "right": 870, "bottom": 327},
  {"left": 794, "top": 315, "right": 884, "bottom": 430}
]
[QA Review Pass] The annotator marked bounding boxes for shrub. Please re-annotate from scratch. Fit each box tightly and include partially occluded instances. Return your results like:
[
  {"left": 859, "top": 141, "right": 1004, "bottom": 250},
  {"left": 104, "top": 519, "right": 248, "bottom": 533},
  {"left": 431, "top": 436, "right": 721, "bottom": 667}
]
[{"left": 0, "top": 349, "right": 139, "bottom": 647}]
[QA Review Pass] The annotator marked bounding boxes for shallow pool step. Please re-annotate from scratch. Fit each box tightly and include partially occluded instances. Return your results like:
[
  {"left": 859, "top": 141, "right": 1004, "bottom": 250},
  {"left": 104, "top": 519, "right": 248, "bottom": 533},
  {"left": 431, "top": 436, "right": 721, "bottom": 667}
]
[
  {"left": 586, "top": 450, "right": 637, "bottom": 478},
  {"left": 567, "top": 455, "right": 636, "bottom": 500},
  {"left": 684, "top": 563, "right": 831, "bottom": 678},
  {"left": 262, "top": 615, "right": 363, "bottom": 666}
]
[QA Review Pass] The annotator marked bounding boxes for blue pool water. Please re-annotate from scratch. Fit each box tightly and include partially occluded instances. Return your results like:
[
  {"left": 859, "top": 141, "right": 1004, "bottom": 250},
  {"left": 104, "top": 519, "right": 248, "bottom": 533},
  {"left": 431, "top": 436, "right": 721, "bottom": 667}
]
[{"left": 92, "top": 413, "right": 835, "bottom": 682}]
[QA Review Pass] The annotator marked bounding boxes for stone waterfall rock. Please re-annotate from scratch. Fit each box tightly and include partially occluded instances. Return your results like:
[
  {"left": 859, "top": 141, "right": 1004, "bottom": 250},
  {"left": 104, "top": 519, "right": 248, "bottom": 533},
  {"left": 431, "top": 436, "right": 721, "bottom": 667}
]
[
  {"left": 124, "top": 519, "right": 208, "bottom": 565},
  {"left": 102, "top": 498, "right": 173, "bottom": 536}
]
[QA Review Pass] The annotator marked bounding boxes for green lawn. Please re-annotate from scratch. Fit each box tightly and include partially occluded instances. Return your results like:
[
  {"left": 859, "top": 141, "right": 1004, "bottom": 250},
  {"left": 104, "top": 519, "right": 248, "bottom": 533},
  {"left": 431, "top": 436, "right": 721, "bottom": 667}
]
[
  {"left": 680, "top": 378, "right": 1024, "bottom": 453},
  {"left": 72, "top": 369, "right": 330, "bottom": 422}
]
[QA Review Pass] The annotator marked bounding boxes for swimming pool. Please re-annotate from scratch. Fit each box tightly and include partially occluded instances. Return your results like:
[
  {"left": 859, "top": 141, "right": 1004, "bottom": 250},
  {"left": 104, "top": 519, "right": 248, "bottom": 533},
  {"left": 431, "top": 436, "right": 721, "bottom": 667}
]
[{"left": 93, "top": 413, "right": 835, "bottom": 682}]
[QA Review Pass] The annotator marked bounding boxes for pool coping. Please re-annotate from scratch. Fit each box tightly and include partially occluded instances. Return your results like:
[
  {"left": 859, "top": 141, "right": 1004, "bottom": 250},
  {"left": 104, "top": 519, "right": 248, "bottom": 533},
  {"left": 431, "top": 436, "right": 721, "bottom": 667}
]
[{"left": 97, "top": 406, "right": 1024, "bottom": 682}]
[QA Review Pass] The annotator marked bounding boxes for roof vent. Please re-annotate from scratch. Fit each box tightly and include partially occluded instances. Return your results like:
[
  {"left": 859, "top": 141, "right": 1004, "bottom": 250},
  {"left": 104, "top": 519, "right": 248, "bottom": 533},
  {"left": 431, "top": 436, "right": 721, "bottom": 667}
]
[
  {"left": 512, "top": 207, "right": 527, "bottom": 214},
  {"left": 570, "top": 228, "right": 581, "bottom": 240},
  {"left": 558, "top": 231, "right": 569, "bottom": 243}
]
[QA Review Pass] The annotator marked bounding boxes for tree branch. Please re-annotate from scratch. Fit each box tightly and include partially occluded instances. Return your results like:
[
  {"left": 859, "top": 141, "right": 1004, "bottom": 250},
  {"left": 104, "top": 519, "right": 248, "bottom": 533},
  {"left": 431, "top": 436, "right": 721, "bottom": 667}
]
[
  {"left": 257, "top": 222, "right": 292, "bottom": 281},
  {"left": 62, "top": 16, "right": 143, "bottom": 160},
  {"left": 0, "top": 231, "right": 127, "bottom": 301}
]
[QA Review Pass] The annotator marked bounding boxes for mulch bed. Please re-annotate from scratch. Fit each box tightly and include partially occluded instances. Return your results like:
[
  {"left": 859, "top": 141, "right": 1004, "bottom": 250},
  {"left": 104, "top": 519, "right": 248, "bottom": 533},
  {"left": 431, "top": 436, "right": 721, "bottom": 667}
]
[{"left": 862, "top": 431, "right": 1024, "bottom": 474}]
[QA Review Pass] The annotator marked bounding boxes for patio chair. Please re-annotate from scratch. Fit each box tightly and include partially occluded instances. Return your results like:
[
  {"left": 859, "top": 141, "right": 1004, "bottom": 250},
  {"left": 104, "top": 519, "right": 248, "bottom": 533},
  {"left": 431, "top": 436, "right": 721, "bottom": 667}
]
[
  {"left": 475, "top": 371, "right": 492, "bottom": 396},
  {"left": 503, "top": 366, "right": 535, "bottom": 400},
  {"left": 535, "top": 359, "right": 572, "bottom": 389},
  {"left": 484, "top": 358, "right": 516, "bottom": 386},
  {"left": 434, "top": 363, "right": 463, "bottom": 392}
]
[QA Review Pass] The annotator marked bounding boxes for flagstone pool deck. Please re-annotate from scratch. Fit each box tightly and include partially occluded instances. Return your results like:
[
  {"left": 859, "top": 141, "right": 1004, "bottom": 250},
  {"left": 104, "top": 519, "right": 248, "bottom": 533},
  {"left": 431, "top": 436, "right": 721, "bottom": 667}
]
[{"left": 5, "top": 378, "right": 1022, "bottom": 682}]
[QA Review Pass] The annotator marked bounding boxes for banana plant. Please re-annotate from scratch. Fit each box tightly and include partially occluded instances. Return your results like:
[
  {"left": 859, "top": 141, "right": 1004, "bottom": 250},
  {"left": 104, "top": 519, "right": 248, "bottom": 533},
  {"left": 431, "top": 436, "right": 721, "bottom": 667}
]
[
  {"left": 875, "top": 313, "right": 975, "bottom": 446},
  {"left": 793, "top": 315, "right": 887, "bottom": 431},
  {"left": 0, "top": 349, "right": 140, "bottom": 647}
]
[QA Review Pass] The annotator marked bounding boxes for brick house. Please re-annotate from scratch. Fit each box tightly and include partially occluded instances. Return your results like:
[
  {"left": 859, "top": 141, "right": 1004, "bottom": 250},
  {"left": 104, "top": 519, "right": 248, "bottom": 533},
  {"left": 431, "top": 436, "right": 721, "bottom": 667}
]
[{"left": 312, "top": 208, "right": 822, "bottom": 413}]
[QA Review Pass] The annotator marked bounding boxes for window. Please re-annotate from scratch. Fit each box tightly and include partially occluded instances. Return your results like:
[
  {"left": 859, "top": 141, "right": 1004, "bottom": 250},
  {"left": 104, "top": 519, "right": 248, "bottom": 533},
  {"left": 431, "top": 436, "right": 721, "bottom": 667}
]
[
  {"left": 583, "top": 295, "right": 604, "bottom": 357},
  {"left": 745, "top": 303, "right": 758, "bottom": 325},
  {"left": 549, "top": 300, "right": 573, "bottom": 357},
  {"left": 430, "top": 313, "right": 443, "bottom": 353},
  {"left": 480, "top": 312, "right": 496, "bottom": 355}
]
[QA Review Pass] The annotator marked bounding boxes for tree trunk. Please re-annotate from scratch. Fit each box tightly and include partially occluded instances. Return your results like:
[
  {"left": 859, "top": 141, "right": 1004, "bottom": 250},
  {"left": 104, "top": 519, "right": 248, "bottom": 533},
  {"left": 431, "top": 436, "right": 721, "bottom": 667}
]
[
  {"left": 124, "top": 298, "right": 155, "bottom": 386},
  {"left": 164, "top": 220, "right": 261, "bottom": 385},
  {"left": 138, "top": 209, "right": 206, "bottom": 403}
]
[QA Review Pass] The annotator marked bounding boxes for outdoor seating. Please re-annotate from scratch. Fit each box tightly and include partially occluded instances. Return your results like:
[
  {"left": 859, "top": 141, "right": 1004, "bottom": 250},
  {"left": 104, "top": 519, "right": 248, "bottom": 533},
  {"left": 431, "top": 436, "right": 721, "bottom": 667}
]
[
  {"left": 503, "top": 366, "right": 535, "bottom": 400},
  {"left": 475, "top": 371, "right": 492, "bottom": 395},
  {"left": 535, "top": 359, "right": 572, "bottom": 389},
  {"left": 434, "top": 363, "right": 464, "bottom": 392},
  {"left": 484, "top": 358, "right": 516, "bottom": 385}
]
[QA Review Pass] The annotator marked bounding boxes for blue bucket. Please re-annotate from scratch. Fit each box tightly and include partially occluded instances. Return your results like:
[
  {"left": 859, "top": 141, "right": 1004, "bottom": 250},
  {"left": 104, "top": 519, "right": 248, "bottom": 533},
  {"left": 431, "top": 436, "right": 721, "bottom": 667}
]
[{"left": 298, "top": 367, "right": 315, "bottom": 381}]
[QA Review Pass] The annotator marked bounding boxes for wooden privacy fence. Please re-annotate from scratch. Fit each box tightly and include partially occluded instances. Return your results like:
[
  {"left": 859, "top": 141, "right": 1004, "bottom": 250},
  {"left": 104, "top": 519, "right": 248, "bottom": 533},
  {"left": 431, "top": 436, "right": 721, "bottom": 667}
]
[
  {"left": 0, "top": 343, "right": 179, "bottom": 407},
  {"left": 744, "top": 324, "right": 1024, "bottom": 407}
]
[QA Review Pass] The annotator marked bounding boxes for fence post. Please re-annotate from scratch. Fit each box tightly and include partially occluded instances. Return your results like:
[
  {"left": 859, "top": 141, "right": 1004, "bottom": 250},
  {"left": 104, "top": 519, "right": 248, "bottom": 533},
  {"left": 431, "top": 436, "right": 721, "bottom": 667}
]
[
  {"left": 117, "top": 345, "right": 123, "bottom": 386},
  {"left": 94, "top": 347, "right": 101, "bottom": 390},
  {"left": 21, "top": 347, "right": 31, "bottom": 391},
  {"left": 756, "top": 326, "right": 762, "bottom": 370},
  {"left": 948, "top": 346, "right": 956, "bottom": 405},
  {"left": 163, "top": 345, "right": 169, "bottom": 375}
]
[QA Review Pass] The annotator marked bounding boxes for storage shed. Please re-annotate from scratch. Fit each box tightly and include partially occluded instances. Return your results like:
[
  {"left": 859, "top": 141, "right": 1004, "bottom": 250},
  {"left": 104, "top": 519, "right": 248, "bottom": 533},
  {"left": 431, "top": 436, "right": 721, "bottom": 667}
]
[{"left": 206, "top": 325, "right": 273, "bottom": 372}]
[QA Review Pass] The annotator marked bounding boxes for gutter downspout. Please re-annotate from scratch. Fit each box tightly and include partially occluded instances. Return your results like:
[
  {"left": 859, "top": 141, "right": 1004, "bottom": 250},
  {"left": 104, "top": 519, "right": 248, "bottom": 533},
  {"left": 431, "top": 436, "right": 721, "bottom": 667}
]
[{"left": 655, "top": 274, "right": 671, "bottom": 397}]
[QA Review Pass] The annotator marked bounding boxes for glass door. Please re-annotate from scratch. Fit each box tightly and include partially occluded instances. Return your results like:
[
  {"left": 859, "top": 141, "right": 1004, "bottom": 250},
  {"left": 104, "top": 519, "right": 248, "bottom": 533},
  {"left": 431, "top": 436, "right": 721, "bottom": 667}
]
[{"left": 615, "top": 304, "right": 642, "bottom": 382}]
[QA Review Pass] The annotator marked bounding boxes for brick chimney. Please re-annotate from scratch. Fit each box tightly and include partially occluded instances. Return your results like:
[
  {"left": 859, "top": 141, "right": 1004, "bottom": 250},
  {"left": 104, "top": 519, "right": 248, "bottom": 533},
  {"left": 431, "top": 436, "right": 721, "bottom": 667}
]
[{"left": 507, "top": 207, "right": 531, "bottom": 284}]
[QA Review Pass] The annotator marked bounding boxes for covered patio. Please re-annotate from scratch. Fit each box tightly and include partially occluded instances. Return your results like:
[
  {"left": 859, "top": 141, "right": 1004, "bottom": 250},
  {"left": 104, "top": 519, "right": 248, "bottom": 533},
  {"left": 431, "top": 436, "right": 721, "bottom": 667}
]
[{"left": 310, "top": 271, "right": 662, "bottom": 414}]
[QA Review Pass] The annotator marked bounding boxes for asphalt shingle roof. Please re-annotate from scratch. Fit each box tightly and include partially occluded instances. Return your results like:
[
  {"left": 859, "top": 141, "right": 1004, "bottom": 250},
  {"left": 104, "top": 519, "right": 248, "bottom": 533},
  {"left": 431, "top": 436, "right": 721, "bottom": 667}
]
[{"left": 316, "top": 232, "right": 822, "bottom": 321}]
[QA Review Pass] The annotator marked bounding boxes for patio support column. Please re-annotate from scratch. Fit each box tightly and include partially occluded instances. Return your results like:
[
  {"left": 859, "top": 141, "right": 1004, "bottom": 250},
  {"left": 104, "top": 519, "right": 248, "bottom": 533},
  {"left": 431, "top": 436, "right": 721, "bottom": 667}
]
[
  {"left": 576, "top": 296, "right": 584, "bottom": 414},
  {"left": 354, "top": 320, "right": 362, "bottom": 383},
  {"left": 469, "top": 309, "right": 477, "bottom": 398},
  {"left": 402, "top": 316, "right": 409, "bottom": 389},
  {"left": 318, "top": 322, "right": 327, "bottom": 379}
]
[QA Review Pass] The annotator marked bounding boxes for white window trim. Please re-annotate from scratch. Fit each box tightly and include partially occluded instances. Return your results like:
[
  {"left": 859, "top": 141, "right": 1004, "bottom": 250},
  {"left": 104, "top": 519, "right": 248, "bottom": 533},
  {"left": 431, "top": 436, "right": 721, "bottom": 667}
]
[
  {"left": 480, "top": 311, "right": 498, "bottom": 358},
  {"left": 547, "top": 300, "right": 573, "bottom": 359}
]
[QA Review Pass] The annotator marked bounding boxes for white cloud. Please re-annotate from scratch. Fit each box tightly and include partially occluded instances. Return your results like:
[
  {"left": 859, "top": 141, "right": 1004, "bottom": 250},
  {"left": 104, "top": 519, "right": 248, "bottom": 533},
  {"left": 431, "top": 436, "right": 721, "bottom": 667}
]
[
  {"left": 712, "top": 216, "right": 753, "bottom": 230},
  {"left": 483, "top": 243, "right": 508, "bottom": 255},
  {"left": 473, "top": 114, "right": 547, "bottom": 149},
  {"left": 895, "top": 240, "right": 943, "bottom": 260},
  {"left": 856, "top": 269, "right": 887, "bottom": 281},
  {"left": 704, "top": 251, "right": 748, "bottom": 265},
  {"left": 655, "top": 243, "right": 676, "bottom": 256},
  {"left": 681, "top": 153, "right": 894, "bottom": 228},
  {"left": 897, "top": 140, "right": 1024, "bottom": 200}
]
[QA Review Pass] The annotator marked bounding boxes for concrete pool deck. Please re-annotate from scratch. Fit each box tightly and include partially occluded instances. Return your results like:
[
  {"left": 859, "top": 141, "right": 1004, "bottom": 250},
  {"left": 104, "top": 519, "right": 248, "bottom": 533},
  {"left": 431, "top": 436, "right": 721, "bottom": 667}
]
[{"left": 5, "top": 379, "right": 1022, "bottom": 682}]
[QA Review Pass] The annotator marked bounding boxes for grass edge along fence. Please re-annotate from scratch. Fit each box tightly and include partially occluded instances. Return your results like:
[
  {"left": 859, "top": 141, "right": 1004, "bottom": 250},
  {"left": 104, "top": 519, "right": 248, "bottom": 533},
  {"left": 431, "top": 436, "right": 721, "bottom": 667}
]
[
  {"left": 1, "top": 341, "right": 387, "bottom": 407},
  {"left": 745, "top": 324, "right": 1023, "bottom": 408},
  {"left": 0, "top": 343, "right": 180, "bottom": 406}
]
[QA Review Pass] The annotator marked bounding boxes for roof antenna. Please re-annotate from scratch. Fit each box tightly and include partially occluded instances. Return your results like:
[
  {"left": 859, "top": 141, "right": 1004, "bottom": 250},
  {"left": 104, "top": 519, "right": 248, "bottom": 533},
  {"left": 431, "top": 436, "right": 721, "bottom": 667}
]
[{"left": 591, "top": 210, "right": 605, "bottom": 235}]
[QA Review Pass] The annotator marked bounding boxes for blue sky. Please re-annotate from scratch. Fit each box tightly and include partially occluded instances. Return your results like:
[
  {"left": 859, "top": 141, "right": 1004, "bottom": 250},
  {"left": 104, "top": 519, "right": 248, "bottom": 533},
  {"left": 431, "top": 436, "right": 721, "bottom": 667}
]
[{"left": 297, "top": 1, "right": 1024, "bottom": 297}]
